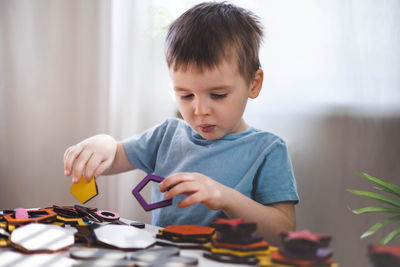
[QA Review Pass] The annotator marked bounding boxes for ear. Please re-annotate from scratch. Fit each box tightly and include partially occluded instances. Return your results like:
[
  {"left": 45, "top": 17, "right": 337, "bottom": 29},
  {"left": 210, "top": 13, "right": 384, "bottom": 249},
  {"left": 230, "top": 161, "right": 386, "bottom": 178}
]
[{"left": 248, "top": 69, "right": 263, "bottom": 99}]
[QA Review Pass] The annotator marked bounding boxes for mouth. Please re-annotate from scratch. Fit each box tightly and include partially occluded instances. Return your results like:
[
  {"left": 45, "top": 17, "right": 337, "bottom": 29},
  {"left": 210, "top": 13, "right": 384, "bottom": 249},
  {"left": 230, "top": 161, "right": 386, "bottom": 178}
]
[{"left": 198, "top": 124, "right": 216, "bottom": 133}]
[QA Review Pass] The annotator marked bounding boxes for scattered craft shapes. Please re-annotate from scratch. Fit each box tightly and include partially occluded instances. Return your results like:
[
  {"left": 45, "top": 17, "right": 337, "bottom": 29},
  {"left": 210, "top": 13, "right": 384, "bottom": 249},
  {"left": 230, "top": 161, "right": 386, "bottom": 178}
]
[
  {"left": 132, "top": 174, "right": 172, "bottom": 211},
  {"left": 10, "top": 223, "right": 74, "bottom": 253},
  {"left": 70, "top": 176, "right": 98, "bottom": 204}
]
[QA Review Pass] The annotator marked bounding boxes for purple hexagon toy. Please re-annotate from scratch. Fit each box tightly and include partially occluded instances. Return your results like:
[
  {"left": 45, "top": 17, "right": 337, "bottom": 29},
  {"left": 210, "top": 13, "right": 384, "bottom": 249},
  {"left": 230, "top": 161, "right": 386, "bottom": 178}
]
[{"left": 132, "top": 174, "right": 172, "bottom": 211}]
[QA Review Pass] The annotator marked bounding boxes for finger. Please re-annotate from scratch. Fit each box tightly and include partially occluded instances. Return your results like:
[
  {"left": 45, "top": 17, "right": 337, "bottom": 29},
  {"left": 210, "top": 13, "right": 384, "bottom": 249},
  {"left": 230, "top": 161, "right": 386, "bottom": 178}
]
[
  {"left": 63, "top": 146, "right": 74, "bottom": 162},
  {"left": 84, "top": 154, "right": 102, "bottom": 181},
  {"left": 159, "top": 172, "right": 194, "bottom": 192},
  {"left": 72, "top": 149, "right": 93, "bottom": 183},
  {"left": 93, "top": 158, "right": 113, "bottom": 178},
  {"left": 164, "top": 181, "right": 198, "bottom": 200},
  {"left": 177, "top": 192, "right": 203, "bottom": 209},
  {"left": 64, "top": 145, "right": 83, "bottom": 176}
]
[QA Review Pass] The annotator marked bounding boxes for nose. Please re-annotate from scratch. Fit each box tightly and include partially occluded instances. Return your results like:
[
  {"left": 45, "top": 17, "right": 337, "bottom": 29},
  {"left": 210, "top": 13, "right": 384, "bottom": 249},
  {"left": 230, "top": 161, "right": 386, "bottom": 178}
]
[{"left": 194, "top": 97, "right": 210, "bottom": 116}]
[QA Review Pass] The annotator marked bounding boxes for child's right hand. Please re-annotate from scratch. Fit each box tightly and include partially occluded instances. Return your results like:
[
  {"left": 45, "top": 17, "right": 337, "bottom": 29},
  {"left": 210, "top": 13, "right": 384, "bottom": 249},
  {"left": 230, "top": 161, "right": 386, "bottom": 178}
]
[{"left": 63, "top": 134, "right": 117, "bottom": 183}]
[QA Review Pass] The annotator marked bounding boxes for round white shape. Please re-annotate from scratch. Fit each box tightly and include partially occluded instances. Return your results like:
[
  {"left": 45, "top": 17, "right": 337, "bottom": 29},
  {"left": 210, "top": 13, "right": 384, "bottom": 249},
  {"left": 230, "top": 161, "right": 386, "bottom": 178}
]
[
  {"left": 94, "top": 224, "right": 155, "bottom": 250},
  {"left": 10, "top": 223, "right": 74, "bottom": 252}
]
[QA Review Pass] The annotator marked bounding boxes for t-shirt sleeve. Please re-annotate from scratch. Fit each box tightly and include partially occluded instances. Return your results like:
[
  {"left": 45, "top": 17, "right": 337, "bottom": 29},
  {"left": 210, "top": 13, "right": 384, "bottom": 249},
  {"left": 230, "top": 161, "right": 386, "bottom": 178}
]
[
  {"left": 122, "top": 120, "right": 170, "bottom": 174},
  {"left": 254, "top": 139, "right": 299, "bottom": 204}
]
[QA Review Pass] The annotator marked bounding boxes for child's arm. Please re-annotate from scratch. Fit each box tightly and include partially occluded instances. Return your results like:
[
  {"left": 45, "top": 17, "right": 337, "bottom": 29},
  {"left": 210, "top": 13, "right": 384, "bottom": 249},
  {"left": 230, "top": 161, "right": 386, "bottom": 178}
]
[
  {"left": 159, "top": 172, "right": 295, "bottom": 245},
  {"left": 63, "top": 134, "right": 135, "bottom": 183}
]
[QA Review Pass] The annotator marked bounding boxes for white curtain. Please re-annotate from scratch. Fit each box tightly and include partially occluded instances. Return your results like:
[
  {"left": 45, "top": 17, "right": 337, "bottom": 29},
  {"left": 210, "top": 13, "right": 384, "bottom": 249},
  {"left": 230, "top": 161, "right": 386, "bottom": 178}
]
[{"left": 1, "top": 1, "right": 399, "bottom": 266}]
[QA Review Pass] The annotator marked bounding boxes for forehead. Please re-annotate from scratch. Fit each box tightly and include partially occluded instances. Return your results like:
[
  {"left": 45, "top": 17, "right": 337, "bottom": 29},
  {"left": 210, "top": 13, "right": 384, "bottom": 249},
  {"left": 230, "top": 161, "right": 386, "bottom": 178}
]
[{"left": 170, "top": 58, "right": 243, "bottom": 89}]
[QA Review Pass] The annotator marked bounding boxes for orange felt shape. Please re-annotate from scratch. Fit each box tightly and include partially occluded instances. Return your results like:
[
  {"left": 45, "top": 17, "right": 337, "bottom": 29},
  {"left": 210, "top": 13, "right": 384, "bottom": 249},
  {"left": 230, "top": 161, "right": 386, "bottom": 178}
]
[
  {"left": 271, "top": 250, "right": 332, "bottom": 266},
  {"left": 4, "top": 208, "right": 57, "bottom": 225},
  {"left": 212, "top": 236, "right": 269, "bottom": 251},
  {"left": 162, "top": 225, "right": 215, "bottom": 237}
]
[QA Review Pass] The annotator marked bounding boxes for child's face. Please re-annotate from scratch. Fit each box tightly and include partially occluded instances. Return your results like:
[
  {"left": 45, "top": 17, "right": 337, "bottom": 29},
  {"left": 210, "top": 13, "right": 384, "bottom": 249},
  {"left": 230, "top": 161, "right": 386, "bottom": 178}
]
[{"left": 170, "top": 59, "right": 262, "bottom": 140}]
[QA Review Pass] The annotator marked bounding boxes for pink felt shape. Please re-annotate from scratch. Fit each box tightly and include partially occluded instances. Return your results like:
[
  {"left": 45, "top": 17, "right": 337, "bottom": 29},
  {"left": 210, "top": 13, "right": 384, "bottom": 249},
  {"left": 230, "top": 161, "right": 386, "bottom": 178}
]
[{"left": 15, "top": 208, "right": 29, "bottom": 219}]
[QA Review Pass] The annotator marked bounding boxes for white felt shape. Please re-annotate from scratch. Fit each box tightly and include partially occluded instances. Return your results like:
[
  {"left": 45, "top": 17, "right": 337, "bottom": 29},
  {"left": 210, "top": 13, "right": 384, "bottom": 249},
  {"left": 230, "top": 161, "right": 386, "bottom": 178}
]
[
  {"left": 10, "top": 223, "right": 74, "bottom": 252},
  {"left": 94, "top": 224, "right": 155, "bottom": 249}
]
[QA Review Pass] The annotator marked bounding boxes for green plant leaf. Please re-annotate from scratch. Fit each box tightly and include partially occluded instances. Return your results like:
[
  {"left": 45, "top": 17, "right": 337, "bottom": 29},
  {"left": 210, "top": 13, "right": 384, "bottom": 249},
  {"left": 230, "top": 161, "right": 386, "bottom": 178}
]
[
  {"left": 360, "top": 215, "right": 400, "bottom": 239},
  {"left": 379, "top": 226, "right": 400, "bottom": 245},
  {"left": 358, "top": 172, "right": 400, "bottom": 197},
  {"left": 351, "top": 206, "right": 400, "bottom": 215},
  {"left": 347, "top": 189, "right": 400, "bottom": 208}
]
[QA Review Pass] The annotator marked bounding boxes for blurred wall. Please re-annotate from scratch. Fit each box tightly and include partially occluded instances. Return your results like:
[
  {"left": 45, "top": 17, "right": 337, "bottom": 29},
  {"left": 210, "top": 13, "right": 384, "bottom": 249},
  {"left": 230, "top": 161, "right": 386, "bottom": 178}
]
[{"left": 0, "top": 0, "right": 112, "bottom": 208}]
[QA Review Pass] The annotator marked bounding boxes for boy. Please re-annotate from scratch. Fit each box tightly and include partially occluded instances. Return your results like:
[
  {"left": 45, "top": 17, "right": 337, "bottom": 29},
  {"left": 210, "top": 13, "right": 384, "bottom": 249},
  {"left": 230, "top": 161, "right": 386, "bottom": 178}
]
[{"left": 63, "top": 2, "right": 299, "bottom": 245}]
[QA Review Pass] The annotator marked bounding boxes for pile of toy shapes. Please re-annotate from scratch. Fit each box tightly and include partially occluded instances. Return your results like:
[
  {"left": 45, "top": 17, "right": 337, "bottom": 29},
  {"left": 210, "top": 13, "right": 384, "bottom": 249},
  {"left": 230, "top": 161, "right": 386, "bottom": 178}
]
[
  {"left": 368, "top": 244, "right": 400, "bottom": 267},
  {"left": 202, "top": 218, "right": 269, "bottom": 265},
  {"left": 0, "top": 206, "right": 201, "bottom": 266},
  {"left": 0, "top": 205, "right": 152, "bottom": 251},
  {"left": 270, "top": 230, "right": 334, "bottom": 267},
  {"left": 156, "top": 224, "right": 215, "bottom": 249}
]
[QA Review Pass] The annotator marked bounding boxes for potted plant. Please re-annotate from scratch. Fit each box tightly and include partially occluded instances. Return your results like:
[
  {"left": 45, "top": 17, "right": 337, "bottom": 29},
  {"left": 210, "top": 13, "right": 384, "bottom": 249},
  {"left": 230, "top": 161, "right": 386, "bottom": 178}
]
[{"left": 347, "top": 173, "right": 400, "bottom": 245}]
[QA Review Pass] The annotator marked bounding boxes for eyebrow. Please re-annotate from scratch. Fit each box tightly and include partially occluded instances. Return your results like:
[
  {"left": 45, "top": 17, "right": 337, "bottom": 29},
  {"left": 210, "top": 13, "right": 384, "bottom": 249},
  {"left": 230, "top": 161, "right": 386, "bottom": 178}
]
[{"left": 174, "top": 86, "right": 232, "bottom": 92}]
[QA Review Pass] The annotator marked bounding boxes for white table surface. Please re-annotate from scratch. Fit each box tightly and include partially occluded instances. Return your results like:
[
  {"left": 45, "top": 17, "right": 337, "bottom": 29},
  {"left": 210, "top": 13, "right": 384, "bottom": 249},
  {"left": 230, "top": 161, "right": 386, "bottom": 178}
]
[{"left": 0, "top": 218, "right": 254, "bottom": 267}]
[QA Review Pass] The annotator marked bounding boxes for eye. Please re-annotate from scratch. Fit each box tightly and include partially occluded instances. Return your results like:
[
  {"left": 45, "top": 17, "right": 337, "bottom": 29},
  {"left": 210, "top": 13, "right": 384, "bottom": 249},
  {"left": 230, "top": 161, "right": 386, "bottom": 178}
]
[
  {"left": 180, "top": 94, "right": 194, "bottom": 99},
  {"left": 211, "top": 93, "right": 227, "bottom": 99}
]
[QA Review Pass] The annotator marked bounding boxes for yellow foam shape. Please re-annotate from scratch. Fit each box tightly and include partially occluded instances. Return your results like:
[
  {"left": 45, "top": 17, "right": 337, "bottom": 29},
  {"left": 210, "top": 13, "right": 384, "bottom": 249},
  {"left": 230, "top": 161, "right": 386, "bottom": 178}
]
[
  {"left": 210, "top": 246, "right": 269, "bottom": 257},
  {"left": 56, "top": 216, "right": 86, "bottom": 226},
  {"left": 70, "top": 176, "right": 98, "bottom": 204},
  {"left": 0, "top": 240, "right": 8, "bottom": 247}
]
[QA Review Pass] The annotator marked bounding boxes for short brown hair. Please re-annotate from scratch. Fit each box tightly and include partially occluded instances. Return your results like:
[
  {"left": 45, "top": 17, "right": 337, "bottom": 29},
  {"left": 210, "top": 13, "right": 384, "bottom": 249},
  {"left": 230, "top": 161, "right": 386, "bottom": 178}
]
[{"left": 165, "top": 2, "right": 263, "bottom": 84}]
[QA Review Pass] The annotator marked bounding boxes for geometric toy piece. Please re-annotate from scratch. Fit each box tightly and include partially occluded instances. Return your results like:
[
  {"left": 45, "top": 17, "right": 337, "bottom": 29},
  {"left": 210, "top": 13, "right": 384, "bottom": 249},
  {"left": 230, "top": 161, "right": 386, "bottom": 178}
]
[
  {"left": 14, "top": 208, "right": 29, "bottom": 219},
  {"left": 52, "top": 205, "right": 79, "bottom": 218},
  {"left": 210, "top": 218, "right": 259, "bottom": 245},
  {"left": 70, "top": 176, "right": 98, "bottom": 204},
  {"left": 95, "top": 210, "right": 120, "bottom": 221},
  {"left": 4, "top": 208, "right": 57, "bottom": 225},
  {"left": 280, "top": 230, "right": 331, "bottom": 253},
  {"left": 271, "top": 249, "right": 333, "bottom": 266},
  {"left": 56, "top": 216, "right": 87, "bottom": 226},
  {"left": 211, "top": 236, "right": 269, "bottom": 252},
  {"left": 203, "top": 252, "right": 259, "bottom": 265},
  {"left": 210, "top": 218, "right": 257, "bottom": 232},
  {"left": 132, "top": 255, "right": 199, "bottom": 266},
  {"left": 130, "top": 222, "right": 145, "bottom": 229},
  {"left": 94, "top": 224, "right": 156, "bottom": 250},
  {"left": 279, "top": 246, "right": 333, "bottom": 261},
  {"left": 128, "top": 246, "right": 180, "bottom": 261},
  {"left": 69, "top": 247, "right": 126, "bottom": 260},
  {"left": 162, "top": 225, "right": 215, "bottom": 238},
  {"left": 368, "top": 244, "right": 400, "bottom": 266},
  {"left": 10, "top": 223, "right": 74, "bottom": 252},
  {"left": 132, "top": 174, "right": 172, "bottom": 211}
]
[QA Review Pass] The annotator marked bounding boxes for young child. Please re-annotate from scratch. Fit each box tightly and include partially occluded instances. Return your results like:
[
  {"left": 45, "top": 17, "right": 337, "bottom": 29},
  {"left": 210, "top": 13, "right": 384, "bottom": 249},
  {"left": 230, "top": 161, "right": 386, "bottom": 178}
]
[{"left": 63, "top": 2, "right": 299, "bottom": 245}]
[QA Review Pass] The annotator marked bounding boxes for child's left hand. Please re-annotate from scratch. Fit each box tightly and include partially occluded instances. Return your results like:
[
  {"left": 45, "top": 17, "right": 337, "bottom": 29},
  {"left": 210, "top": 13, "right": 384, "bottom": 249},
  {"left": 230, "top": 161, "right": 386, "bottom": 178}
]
[{"left": 159, "top": 172, "right": 232, "bottom": 210}]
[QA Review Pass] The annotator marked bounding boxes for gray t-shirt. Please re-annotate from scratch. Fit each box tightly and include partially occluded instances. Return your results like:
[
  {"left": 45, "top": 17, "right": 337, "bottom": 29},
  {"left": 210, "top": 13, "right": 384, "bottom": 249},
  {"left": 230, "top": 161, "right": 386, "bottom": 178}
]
[{"left": 123, "top": 118, "right": 299, "bottom": 227}]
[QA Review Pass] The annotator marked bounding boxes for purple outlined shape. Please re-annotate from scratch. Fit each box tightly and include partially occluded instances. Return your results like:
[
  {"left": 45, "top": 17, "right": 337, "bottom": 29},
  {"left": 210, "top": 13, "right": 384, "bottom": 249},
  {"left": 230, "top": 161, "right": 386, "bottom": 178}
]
[{"left": 132, "top": 174, "right": 172, "bottom": 211}]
